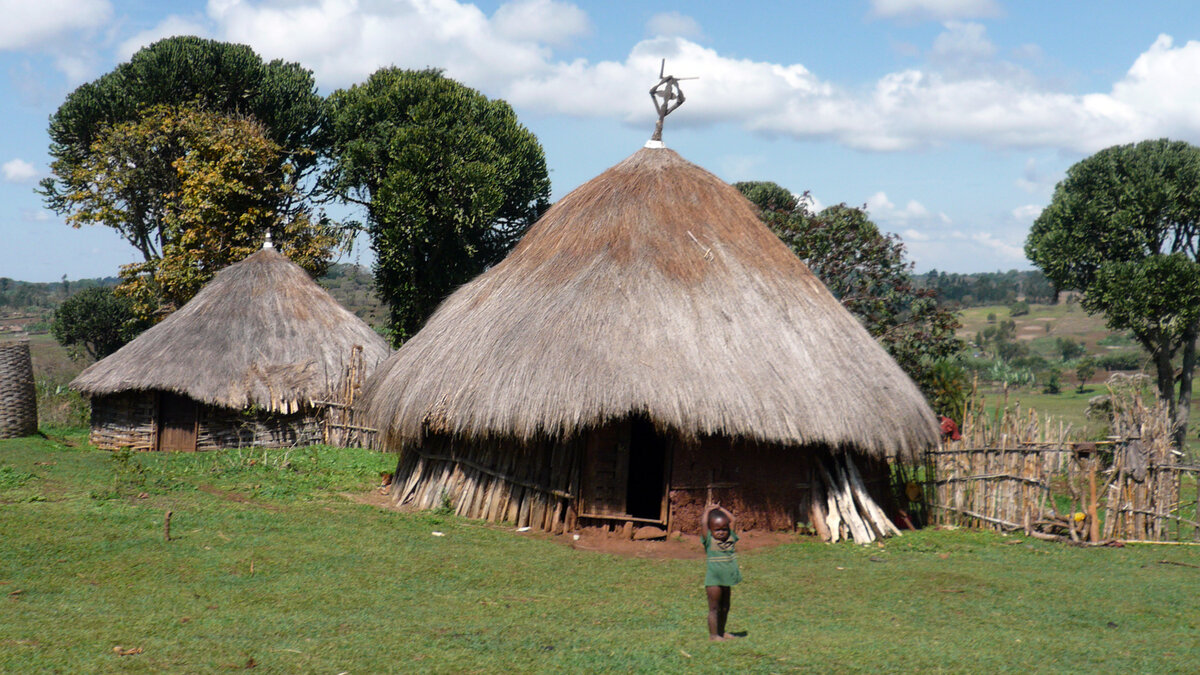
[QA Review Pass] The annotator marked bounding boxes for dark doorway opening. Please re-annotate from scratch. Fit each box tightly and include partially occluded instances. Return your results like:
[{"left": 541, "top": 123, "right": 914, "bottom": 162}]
[
  {"left": 157, "top": 392, "right": 198, "bottom": 452},
  {"left": 626, "top": 417, "right": 667, "bottom": 520}
]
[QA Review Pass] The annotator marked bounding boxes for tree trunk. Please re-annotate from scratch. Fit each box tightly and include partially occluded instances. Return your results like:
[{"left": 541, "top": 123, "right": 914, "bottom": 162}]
[
  {"left": 1152, "top": 340, "right": 1177, "bottom": 432},
  {"left": 1174, "top": 323, "right": 1198, "bottom": 449}
]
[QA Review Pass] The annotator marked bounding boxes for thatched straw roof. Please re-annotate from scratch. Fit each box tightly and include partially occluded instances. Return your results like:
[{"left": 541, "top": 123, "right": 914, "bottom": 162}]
[
  {"left": 73, "top": 248, "right": 391, "bottom": 413},
  {"left": 361, "top": 147, "right": 939, "bottom": 458}
]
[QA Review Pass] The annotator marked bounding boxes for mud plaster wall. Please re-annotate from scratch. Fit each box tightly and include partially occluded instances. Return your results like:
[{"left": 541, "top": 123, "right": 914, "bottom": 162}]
[{"left": 668, "top": 437, "right": 814, "bottom": 534}]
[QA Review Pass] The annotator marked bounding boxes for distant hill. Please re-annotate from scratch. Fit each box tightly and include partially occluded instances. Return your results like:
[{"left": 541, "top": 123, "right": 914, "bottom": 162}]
[
  {"left": 1, "top": 263, "right": 386, "bottom": 337},
  {"left": 318, "top": 262, "right": 386, "bottom": 330},
  {"left": 1, "top": 265, "right": 1055, "bottom": 338},
  {"left": 0, "top": 276, "right": 119, "bottom": 336},
  {"left": 916, "top": 269, "right": 1058, "bottom": 307}
]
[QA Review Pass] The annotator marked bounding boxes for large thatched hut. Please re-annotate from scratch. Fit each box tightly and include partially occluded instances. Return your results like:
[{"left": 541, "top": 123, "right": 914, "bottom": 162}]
[
  {"left": 361, "top": 144, "right": 939, "bottom": 540},
  {"left": 73, "top": 245, "right": 390, "bottom": 451}
]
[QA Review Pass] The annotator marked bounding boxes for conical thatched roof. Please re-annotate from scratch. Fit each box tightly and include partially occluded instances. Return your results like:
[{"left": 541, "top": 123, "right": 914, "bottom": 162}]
[
  {"left": 73, "top": 248, "right": 391, "bottom": 413},
  {"left": 361, "top": 147, "right": 939, "bottom": 458}
]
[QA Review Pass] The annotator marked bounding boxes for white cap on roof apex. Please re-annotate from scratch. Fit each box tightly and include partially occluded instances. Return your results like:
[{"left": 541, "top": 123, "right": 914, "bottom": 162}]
[
  {"left": 263, "top": 230, "right": 274, "bottom": 249},
  {"left": 644, "top": 139, "right": 666, "bottom": 149}
]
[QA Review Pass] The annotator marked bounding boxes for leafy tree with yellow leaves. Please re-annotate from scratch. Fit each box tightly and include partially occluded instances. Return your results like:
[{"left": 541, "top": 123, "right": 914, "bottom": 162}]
[{"left": 58, "top": 104, "right": 339, "bottom": 320}]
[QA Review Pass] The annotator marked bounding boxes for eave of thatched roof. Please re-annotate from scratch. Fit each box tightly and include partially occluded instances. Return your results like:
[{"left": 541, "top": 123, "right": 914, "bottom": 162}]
[
  {"left": 72, "top": 248, "right": 391, "bottom": 413},
  {"left": 360, "top": 147, "right": 939, "bottom": 458}
]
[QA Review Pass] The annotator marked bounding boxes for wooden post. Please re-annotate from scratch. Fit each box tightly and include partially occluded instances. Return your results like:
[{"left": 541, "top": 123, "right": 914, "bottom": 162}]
[
  {"left": 164, "top": 510, "right": 172, "bottom": 542},
  {"left": 1088, "top": 456, "right": 1100, "bottom": 543}
]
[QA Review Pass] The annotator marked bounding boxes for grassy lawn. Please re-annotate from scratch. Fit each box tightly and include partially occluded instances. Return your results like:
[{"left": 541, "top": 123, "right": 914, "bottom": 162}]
[{"left": 3, "top": 433, "right": 1199, "bottom": 673}]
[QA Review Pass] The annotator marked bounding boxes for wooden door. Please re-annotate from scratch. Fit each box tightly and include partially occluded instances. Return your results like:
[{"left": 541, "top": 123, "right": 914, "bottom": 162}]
[
  {"left": 157, "top": 392, "right": 198, "bottom": 452},
  {"left": 581, "top": 422, "right": 630, "bottom": 516}
]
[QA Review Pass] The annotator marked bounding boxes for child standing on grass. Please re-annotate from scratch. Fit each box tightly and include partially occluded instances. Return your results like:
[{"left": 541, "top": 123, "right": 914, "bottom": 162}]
[{"left": 701, "top": 504, "right": 741, "bottom": 641}]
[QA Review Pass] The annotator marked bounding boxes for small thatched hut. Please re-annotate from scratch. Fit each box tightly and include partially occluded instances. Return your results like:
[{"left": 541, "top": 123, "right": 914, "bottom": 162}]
[
  {"left": 361, "top": 144, "right": 939, "bottom": 539},
  {"left": 73, "top": 245, "right": 390, "bottom": 451}
]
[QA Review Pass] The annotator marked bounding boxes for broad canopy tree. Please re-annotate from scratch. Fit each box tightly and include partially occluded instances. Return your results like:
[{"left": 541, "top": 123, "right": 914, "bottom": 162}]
[
  {"left": 1026, "top": 139, "right": 1200, "bottom": 446},
  {"left": 735, "top": 182, "right": 964, "bottom": 414},
  {"left": 39, "top": 36, "right": 344, "bottom": 319},
  {"left": 324, "top": 68, "right": 551, "bottom": 345}
]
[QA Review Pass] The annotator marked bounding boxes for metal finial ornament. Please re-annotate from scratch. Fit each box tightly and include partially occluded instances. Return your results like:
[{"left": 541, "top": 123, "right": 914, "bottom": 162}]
[{"left": 648, "top": 59, "right": 697, "bottom": 144}]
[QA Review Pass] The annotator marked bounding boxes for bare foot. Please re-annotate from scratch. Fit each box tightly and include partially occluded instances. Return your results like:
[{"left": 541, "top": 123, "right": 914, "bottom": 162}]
[
  {"left": 721, "top": 632, "right": 740, "bottom": 639},
  {"left": 709, "top": 634, "right": 725, "bottom": 642}
]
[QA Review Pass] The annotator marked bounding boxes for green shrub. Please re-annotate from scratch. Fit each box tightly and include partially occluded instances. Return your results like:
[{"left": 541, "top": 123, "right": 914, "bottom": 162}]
[
  {"left": 1097, "top": 332, "right": 1133, "bottom": 347},
  {"left": 1009, "top": 300, "right": 1029, "bottom": 317},
  {"left": 1097, "top": 351, "right": 1144, "bottom": 371},
  {"left": 997, "top": 340, "right": 1030, "bottom": 362},
  {"left": 1042, "top": 369, "right": 1062, "bottom": 394},
  {"left": 35, "top": 376, "right": 89, "bottom": 428},
  {"left": 1056, "top": 336, "right": 1087, "bottom": 362},
  {"left": 1012, "top": 354, "right": 1049, "bottom": 371}
]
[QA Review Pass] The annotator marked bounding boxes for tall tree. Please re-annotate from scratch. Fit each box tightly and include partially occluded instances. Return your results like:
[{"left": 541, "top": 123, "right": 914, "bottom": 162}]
[
  {"left": 39, "top": 36, "right": 329, "bottom": 263},
  {"left": 736, "top": 182, "right": 963, "bottom": 411},
  {"left": 1026, "top": 139, "right": 1200, "bottom": 447},
  {"left": 325, "top": 68, "right": 550, "bottom": 344}
]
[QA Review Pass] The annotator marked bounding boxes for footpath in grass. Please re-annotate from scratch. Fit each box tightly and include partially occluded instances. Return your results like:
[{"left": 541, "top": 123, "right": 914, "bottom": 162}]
[{"left": 2, "top": 433, "right": 1199, "bottom": 673}]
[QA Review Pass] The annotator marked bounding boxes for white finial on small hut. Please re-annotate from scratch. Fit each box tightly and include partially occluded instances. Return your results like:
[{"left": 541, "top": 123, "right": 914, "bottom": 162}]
[
  {"left": 647, "top": 59, "right": 696, "bottom": 148},
  {"left": 263, "top": 230, "right": 274, "bottom": 249}
]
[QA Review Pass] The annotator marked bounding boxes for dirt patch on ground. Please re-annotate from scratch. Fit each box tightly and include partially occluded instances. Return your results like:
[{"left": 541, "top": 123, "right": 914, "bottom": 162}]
[
  {"left": 566, "top": 527, "right": 801, "bottom": 559},
  {"left": 341, "top": 487, "right": 395, "bottom": 509},
  {"left": 197, "top": 485, "right": 280, "bottom": 511},
  {"left": 345, "top": 488, "right": 806, "bottom": 559}
]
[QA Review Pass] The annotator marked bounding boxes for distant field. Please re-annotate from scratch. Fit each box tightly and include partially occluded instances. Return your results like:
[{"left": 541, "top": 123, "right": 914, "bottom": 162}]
[{"left": 958, "top": 301, "right": 1134, "bottom": 360}]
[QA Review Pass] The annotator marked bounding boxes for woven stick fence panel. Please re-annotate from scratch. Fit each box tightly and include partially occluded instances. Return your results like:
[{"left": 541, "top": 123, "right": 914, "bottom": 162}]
[
  {"left": 199, "top": 407, "right": 322, "bottom": 450},
  {"left": 318, "top": 345, "right": 378, "bottom": 449},
  {"left": 0, "top": 341, "right": 37, "bottom": 438},
  {"left": 89, "top": 393, "right": 157, "bottom": 451},
  {"left": 927, "top": 374, "right": 1197, "bottom": 543}
]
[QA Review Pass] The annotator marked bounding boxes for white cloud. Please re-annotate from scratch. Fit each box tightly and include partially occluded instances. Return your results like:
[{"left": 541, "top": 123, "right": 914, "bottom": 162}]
[
  {"left": 2, "top": 159, "right": 37, "bottom": 183},
  {"left": 930, "top": 21, "right": 995, "bottom": 64},
  {"left": 0, "top": 0, "right": 111, "bottom": 50},
  {"left": 967, "top": 231, "right": 1026, "bottom": 261},
  {"left": 865, "top": 191, "right": 948, "bottom": 226},
  {"left": 117, "top": 16, "right": 211, "bottom": 61},
  {"left": 20, "top": 208, "right": 51, "bottom": 223},
  {"left": 207, "top": 0, "right": 560, "bottom": 90},
  {"left": 646, "top": 12, "right": 704, "bottom": 40},
  {"left": 1016, "top": 158, "right": 1041, "bottom": 193},
  {"left": 871, "top": 0, "right": 1001, "bottom": 22},
  {"left": 113, "top": 4, "right": 1200, "bottom": 157},
  {"left": 906, "top": 227, "right": 1029, "bottom": 272},
  {"left": 1011, "top": 204, "right": 1043, "bottom": 223},
  {"left": 493, "top": 0, "right": 590, "bottom": 48}
]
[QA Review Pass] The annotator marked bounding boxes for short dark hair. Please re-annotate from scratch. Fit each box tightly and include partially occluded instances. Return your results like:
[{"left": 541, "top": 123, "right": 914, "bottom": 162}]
[{"left": 708, "top": 511, "right": 729, "bottom": 528}]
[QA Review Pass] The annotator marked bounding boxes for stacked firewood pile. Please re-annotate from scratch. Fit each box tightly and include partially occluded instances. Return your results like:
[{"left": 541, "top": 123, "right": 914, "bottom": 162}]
[{"left": 810, "top": 452, "right": 902, "bottom": 544}]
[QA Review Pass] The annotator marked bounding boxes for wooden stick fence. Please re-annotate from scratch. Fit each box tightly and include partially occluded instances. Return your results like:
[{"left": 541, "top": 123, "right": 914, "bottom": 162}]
[
  {"left": 926, "top": 373, "right": 1199, "bottom": 543},
  {"left": 316, "top": 345, "right": 379, "bottom": 449}
]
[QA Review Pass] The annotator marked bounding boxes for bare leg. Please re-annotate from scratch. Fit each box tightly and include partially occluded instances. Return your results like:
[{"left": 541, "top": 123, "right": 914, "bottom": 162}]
[
  {"left": 718, "top": 586, "right": 732, "bottom": 637},
  {"left": 706, "top": 585, "right": 724, "bottom": 641}
]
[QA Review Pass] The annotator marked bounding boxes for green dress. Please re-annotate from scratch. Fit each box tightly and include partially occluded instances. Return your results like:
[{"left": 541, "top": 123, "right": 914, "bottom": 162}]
[{"left": 702, "top": 531, "right": 742, "bottom": 587}]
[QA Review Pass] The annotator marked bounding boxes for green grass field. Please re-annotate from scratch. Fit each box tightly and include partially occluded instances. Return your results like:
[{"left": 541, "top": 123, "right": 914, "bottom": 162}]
[{"left": 3, "top": 433, "right": 1199, "bottom": 673}]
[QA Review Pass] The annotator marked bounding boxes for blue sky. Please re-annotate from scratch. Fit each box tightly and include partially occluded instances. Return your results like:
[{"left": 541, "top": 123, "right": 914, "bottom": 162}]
[{"left": 4, "top": 0, "right": 1200, "bottom": 282}]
